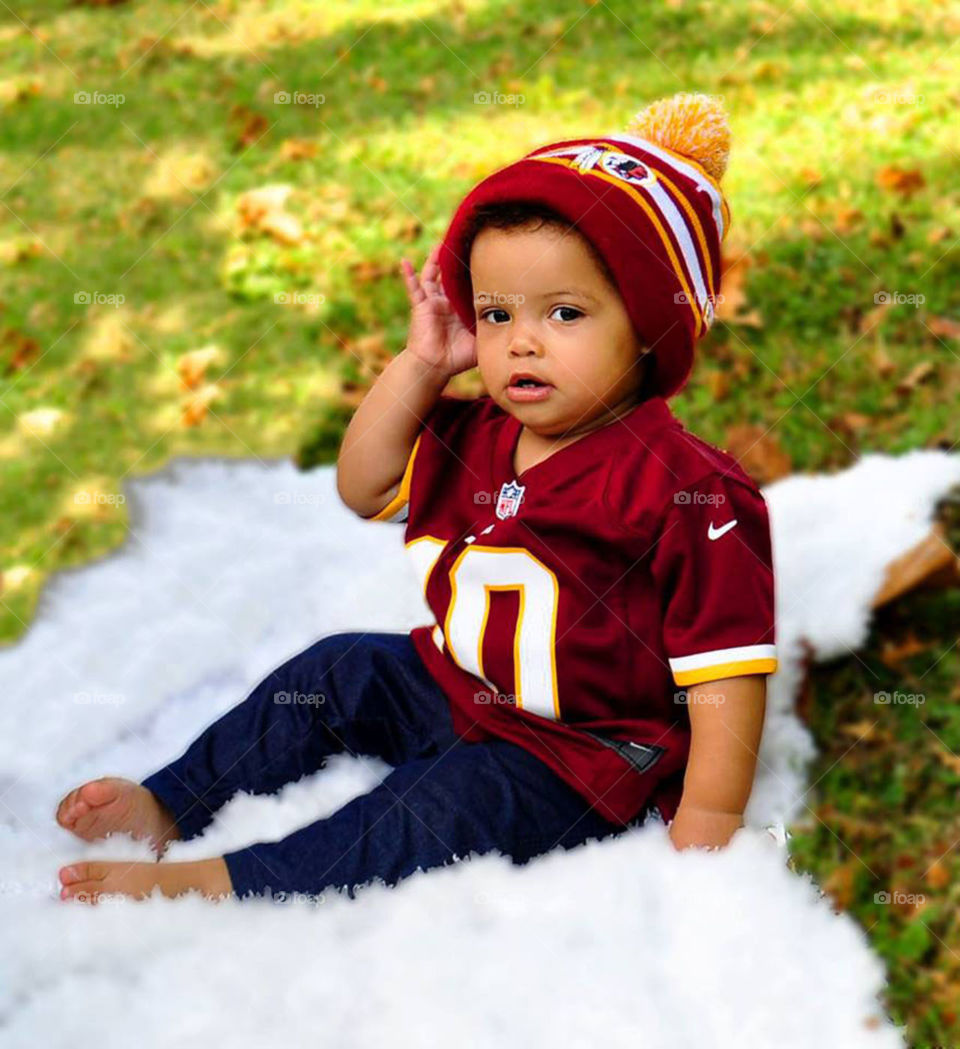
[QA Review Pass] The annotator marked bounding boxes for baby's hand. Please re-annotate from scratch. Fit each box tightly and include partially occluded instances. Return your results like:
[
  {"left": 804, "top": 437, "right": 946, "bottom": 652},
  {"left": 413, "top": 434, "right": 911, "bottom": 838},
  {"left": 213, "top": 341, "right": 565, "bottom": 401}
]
[{"left": 400, "top": 245, "right": 477, "bottom": 380}]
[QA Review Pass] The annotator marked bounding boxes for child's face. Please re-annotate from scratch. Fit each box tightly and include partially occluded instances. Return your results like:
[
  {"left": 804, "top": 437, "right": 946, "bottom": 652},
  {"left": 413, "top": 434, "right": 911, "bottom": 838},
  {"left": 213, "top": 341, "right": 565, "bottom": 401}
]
[{"left": 469, "top": 223, "right": 647, "bottom": 437}]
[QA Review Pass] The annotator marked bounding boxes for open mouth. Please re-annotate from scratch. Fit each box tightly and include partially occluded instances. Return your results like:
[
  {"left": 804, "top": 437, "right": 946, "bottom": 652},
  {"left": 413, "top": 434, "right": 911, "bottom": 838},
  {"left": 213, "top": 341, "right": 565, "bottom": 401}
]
[{"left": 506, "top": 376, "right": 553, "bottom": 402}]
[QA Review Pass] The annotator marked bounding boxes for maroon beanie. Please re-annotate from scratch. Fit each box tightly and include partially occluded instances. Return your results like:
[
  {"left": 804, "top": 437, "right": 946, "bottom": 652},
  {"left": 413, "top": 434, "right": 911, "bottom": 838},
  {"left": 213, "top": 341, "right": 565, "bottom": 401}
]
[{"left": 438, "top": 93, "right": 732, "bottom": 398}]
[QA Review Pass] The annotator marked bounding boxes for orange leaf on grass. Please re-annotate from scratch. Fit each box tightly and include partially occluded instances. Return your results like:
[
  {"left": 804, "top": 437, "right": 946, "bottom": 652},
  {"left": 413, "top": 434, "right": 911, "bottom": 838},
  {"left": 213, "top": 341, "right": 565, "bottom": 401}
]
[
  {"left": 878, "top": 630, "right": 936, "bottom": 669},
  {"left": 895, "top": 361, "right": 936, "bottom": 395},
  {"left": 927, "top": 315, "right": 960, "bottom": 340},
  {"left": 181, "top": 383, "right": 223, "bottom": 427},
  {"left": 721, "top": 424, "right": 792, "bottom": 484},
  {"left": 875, "top": 165, "right": 926, "bottom": 197}
]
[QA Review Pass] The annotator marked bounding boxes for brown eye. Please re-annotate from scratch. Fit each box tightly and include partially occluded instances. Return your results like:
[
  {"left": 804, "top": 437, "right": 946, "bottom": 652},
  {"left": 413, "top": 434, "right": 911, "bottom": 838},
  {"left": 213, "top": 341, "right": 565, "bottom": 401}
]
[
  {"left": 549, "top": 305, "right": 583, "bottom": 322},
  {"left": 480, "top": 308, "right": 510, "bottom": 324}
]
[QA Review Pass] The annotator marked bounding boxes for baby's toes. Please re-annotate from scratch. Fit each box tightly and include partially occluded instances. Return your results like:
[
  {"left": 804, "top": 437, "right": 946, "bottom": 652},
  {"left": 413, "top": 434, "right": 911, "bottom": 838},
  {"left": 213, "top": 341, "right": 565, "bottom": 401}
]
[
  {"left": 66, "top": 799, "right": 93, "bottom": 829},
  {"left": 59, "top": 861, "right": 106, "bottom": 888},
  {"left": 59, "top": 862, "right": 111, "bottom": 903},
  {"left": 56, "top": 787, "right": 82, "bottom": 827}
]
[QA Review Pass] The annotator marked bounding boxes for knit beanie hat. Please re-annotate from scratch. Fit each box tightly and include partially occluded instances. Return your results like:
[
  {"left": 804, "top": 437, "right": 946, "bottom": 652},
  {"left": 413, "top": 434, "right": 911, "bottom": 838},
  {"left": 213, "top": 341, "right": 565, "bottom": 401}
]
[{"left": 438, "top": 92, "right": 732, "bottom": 399}]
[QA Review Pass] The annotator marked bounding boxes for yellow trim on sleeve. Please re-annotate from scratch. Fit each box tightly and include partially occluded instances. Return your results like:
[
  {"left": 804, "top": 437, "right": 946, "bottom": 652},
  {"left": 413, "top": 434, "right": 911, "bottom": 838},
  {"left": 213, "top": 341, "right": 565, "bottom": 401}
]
[
  {"left": 673, "top": 657, "right": 779, "bottom": 687},
  {"left": 367, "top": 432, "right": 423, "bottom": 522}
]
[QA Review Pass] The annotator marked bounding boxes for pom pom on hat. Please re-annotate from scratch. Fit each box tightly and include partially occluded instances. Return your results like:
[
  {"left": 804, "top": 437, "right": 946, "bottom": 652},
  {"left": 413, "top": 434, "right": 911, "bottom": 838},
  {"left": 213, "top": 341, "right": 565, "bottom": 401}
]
[{"left": 626, "top": 92, "right": 730, "bottom": 183}]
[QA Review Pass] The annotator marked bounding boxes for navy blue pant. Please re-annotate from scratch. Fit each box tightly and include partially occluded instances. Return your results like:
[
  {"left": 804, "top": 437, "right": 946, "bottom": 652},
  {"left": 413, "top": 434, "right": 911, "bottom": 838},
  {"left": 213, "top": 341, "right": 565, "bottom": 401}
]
[{"left": 141, "top": 632, "right": 660, "bottom": 901}]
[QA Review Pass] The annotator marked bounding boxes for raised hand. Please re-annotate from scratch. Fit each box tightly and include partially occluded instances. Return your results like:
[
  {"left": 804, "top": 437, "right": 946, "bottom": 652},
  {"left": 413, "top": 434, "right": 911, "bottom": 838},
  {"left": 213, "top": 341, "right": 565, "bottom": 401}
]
[{"left": 400, "top": 244, "right": 477, "bottom": 380}]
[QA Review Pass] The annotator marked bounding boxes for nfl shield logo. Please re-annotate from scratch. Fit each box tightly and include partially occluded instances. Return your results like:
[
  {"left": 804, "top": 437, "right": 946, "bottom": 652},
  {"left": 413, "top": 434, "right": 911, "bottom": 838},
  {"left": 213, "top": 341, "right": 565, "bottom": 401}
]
[{"left": 496, "top": 480, "right": 525, "bottom": 520}]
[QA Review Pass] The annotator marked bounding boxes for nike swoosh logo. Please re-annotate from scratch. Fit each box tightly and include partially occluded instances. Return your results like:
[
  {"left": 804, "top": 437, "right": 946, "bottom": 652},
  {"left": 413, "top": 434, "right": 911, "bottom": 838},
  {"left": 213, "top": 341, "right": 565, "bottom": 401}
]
[{"left": 707, "top": 518, "right": 738, "bottom": 540}]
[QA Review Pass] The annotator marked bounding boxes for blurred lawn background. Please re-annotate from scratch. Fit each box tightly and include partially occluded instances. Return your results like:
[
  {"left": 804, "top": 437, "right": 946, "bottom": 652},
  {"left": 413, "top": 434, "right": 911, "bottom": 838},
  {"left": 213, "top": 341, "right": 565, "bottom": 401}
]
[{"left": 1, "top": 0, "right": 958, "bottom": 1042}]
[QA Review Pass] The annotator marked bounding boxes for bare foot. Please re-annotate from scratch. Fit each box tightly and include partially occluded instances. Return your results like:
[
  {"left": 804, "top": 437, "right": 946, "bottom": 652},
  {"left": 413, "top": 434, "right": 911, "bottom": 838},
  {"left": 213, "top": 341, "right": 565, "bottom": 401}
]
[
  {"left": 55, "top": 777, "right": 182, "bottom": 857},
  {"left": 58, "top": 857, "right": 233, "bottom": 904}
]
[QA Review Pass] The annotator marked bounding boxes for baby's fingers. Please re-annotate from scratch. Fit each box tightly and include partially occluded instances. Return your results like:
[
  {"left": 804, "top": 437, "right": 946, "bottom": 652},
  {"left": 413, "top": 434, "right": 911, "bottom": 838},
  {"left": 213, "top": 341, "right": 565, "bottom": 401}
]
[
  {"left": 421, "top": 243, "right": 442, "bottom": 286},
  {"left": 400, "top": 257, "right": 426, "bottom": 306}
]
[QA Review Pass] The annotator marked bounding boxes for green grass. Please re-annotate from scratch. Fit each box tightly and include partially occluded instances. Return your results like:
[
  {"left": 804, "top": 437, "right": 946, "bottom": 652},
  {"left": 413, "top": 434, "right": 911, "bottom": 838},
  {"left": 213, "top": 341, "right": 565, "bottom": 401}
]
[
  {"left": 2, "top": 1, "right": 959, "bottom": 1042},
  {"left": 789, "top": 498, "right": 960, "bottom": 1044}
]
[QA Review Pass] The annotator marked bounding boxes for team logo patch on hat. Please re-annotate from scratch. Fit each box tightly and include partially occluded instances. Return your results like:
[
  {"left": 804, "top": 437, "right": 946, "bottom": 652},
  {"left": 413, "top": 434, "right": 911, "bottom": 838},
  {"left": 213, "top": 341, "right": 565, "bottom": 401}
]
[{"left": 533, "top": 144, "right": 655, "bottom": 188}]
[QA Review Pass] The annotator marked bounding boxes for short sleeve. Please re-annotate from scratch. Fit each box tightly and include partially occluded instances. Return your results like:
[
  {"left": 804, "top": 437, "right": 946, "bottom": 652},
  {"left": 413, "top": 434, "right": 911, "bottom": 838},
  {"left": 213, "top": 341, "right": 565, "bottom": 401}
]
[
  {"left": 363, "top": 394, "right": 475, "bottom": 524},
  {"left": 364, "top": 431, "right": 423, "bottom": 523},
  {"left": 649, "top": 471, "right": 778, "bottom": 686}
]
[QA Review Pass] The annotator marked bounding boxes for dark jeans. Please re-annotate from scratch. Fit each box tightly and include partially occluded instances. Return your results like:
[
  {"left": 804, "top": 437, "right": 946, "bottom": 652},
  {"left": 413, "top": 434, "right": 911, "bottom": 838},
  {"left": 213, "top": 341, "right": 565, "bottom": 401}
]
[{"left": 141, "top": 631, "right": 660, "bottom": 900}]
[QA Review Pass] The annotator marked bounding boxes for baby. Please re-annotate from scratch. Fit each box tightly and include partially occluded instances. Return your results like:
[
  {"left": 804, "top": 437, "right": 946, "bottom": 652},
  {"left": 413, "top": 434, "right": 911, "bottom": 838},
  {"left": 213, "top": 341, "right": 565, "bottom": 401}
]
[{"left": 56, "top": 93, "right": 778, "bottom": 904}]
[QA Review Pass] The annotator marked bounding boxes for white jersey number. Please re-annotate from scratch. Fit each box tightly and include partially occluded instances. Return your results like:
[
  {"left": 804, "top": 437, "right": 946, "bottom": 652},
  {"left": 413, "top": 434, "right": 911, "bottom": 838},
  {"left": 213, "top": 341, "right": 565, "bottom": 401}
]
[{"left": 406, "top": 538, "right": 561, "bottom": 720}]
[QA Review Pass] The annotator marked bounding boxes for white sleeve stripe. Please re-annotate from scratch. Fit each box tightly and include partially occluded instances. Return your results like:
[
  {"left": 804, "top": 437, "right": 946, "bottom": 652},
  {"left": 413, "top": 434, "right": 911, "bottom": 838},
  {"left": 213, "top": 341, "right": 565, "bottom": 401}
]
[{"left": 668, "top": 644, "right": 777, "bottom": 673}]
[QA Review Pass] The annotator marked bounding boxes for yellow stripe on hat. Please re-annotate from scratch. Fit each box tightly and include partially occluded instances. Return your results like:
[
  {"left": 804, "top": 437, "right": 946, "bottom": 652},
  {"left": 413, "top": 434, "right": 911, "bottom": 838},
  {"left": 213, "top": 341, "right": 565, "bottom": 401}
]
[
  {"left": 654, "top": 140, "right": 731, "bottom": 232},
  {"left": 653, "top": 170, "right": 716, "bottom": 307},
  {"left": 530, "top": 152, "right": 703, "bottom": 337}
]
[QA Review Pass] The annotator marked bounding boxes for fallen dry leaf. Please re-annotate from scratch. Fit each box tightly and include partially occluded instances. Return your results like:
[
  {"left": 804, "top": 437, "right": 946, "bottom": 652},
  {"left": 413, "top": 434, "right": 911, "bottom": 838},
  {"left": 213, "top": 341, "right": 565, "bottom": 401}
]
[
  {"left": 879, "top": 630, "right": 935, "bottom": 669},
  {"left": 279, "top": 138, "right": 318, "bottom": 161},
  {"left": 838, "top": 719, "right": 888, "bottom": 744},
  {"left": 895, "top": 360, "right": 936, "bottom": 395},
  {"left": 721, "top": 424, "right": 793, "bottom": 484},
  {"left": 181, "top": 382, "right": 223, "bottom": 426},
  {"left": 872, "top": 347, "right": 896, "bottom": 377},
  {"left": 258, "top": 209, "right": 304, "bottom": 245},
  {"left": 347, "top": 333, "right": 392, "bottom": 376},
  {"left": 176, "top": 345, "right": 225, "bottom": 390},
  {"left": 820, "top": 858, "right": 859, "bottom": 910},
  {"left": 1, "top": 328, "right": 41, "bottom": 374},
  {"left": 703, "top": 369, "right": 731, "bottom": 401},
  {"left": 926, "top": 315, "right": 960, "bottom": 340},
  {"left": 236, "top": 184, "right": 304, "bottom": 245},
  {"left": 927, "top": 226, "right": 953, "bottom": 245},
  {"left": 925, "top": 860, "right": 951, "bottom": 890},
  {"left": 831, "top": 205, "right": 864, "bottom": 234},
  {"left": 875, "top": 165, "right": 926, "bottom": 197},
  {"left": 860, "top": 298, "right": 893, "bottom": 334},
  {"left": 349, "top": 258, "right": 396, "bottom": 283},
  {"left": 230, "top": 105, "right": 269, "bottom": 151}
]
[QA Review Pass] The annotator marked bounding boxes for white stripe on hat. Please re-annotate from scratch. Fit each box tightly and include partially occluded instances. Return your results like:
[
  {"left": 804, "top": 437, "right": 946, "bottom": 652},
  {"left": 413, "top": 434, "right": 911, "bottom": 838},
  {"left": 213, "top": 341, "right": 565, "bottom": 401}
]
[
  {"left": 644, "top": 176, "right": 712, "bottom": 328},
  {"left": 606, "top": 132, "right": 726, "bottom": 242}
]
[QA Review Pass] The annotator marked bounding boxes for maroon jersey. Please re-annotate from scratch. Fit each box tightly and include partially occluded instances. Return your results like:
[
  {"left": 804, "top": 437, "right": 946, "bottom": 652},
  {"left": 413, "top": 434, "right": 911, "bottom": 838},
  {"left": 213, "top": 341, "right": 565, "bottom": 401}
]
[{"left": 365, "top": 394, "right": 778, "bottom": 825}]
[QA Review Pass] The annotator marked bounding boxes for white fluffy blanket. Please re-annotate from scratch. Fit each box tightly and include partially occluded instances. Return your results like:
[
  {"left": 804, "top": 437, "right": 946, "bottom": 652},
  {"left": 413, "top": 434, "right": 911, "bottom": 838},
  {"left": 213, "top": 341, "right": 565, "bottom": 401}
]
[{"left": 2, "top": 448, "right": 958, "bottom": 1048}]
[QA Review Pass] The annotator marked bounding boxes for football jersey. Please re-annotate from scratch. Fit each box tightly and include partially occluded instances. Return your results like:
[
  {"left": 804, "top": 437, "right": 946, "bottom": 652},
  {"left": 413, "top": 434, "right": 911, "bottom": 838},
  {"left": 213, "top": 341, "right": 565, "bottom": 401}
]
[{"left": 362, "top": 393, "right": 778, "bottom": 826}]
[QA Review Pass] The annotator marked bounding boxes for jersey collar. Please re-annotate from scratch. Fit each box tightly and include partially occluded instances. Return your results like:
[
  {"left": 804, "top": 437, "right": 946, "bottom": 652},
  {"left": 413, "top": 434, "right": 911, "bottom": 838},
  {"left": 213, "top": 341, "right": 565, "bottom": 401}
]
[{"left": 491, "top": 395, "right": 679, "bottom": 490}]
